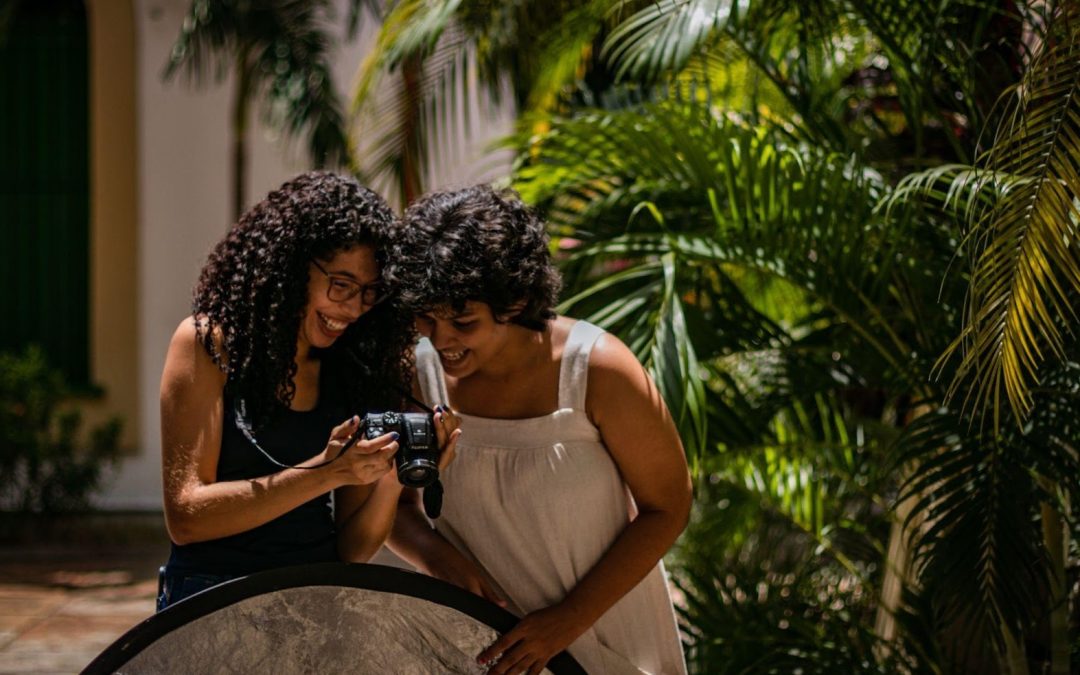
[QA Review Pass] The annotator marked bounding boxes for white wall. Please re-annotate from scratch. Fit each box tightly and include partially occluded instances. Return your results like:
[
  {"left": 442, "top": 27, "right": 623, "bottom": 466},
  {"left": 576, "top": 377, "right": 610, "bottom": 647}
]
[{"left": 98, "top": 0, "right": 513, "bottom": 509}]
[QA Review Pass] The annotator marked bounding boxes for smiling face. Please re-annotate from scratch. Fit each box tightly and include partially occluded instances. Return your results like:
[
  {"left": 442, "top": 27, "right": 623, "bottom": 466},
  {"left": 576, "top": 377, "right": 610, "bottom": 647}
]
[
  {"left": 415, "top": 301, "right": 519, "bottom": 378},
  {"left": 297, "top": 244, "right": 381, "bottom": 355}
]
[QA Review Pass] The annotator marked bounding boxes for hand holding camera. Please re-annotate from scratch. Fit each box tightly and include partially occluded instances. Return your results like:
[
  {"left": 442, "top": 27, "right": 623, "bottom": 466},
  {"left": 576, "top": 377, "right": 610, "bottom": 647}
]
[
  {"left": 324, "top": 415, "right": 398, "bottom": 486},
  {"left": 335, "top": 405, "right": 459, "bottom": 518}
]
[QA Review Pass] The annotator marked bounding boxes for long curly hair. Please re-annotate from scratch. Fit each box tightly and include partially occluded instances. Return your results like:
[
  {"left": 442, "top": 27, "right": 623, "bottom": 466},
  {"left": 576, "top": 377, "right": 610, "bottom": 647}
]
[
  {"left": 192, "top": 171, "right": 414, "bottom": 429},
  {"left": 387, "top": 185, "right": 562, "bottom": 330}
]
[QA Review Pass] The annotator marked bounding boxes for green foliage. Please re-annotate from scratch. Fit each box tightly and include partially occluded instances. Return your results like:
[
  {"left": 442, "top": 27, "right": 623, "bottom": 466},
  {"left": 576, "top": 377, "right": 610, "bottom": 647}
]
[
  {"left": 361, "top": 0, "right": 1080, "bottom": 670},
  {"left": 351, "top": 0, "right": 619, "bottom": 199},
  {"left": 676, "top": 479, "right": 910, "bottom": 673},
  {"left": 0, "top": 347, "right": 123, "bottom": 513}
]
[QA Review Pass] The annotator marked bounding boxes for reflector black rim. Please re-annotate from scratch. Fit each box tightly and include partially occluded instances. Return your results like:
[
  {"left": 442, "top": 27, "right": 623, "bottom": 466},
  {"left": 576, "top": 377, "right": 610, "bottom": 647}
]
[{"left": 80, "top": 562, "right": 586, "bottom": 674}]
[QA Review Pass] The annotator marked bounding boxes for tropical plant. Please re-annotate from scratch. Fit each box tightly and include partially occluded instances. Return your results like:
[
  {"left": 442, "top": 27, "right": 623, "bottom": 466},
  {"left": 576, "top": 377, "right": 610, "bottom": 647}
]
[
  {"left": 360, "top": 0, "right": 1080, "bottom": 671},
  {"left": 512, "top": 97, "right": 966, "bottom": 671},
  {"left": 165, "top": 0, "right": 364, "bottom": 220},
  {"left": 0, "top": 347, "right": 124, "bottom": 513},
  {"left": 350, "top": 0, "right": 620, "bottom": 204}
]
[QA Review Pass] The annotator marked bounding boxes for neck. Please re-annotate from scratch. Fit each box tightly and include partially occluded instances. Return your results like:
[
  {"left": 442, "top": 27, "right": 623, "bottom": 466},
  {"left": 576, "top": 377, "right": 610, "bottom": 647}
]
[
  {"left": 295, "top": 341, "right": 321, "bottom": 370},
  {"left": 476, "top": 322, "right": 549, "bottom": 380}
]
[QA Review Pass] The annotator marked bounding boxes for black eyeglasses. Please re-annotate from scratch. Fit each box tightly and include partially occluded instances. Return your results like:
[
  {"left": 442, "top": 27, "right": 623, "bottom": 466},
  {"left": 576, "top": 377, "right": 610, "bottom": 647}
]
[{"left": 311, "top": 259, "right": 386, "bottom": 306}]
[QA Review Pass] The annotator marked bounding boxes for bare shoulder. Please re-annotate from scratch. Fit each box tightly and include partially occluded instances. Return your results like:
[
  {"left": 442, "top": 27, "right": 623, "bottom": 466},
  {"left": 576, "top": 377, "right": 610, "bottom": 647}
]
[
  {"left": 161, "top": 316, "right": 227, "bottom": 394},
  {"left": 581, "top": 325, "right": 687, "bottom": 500},
  {"left": 552, "top": 316, "right": 625, "bottom": 364},
  {"left": 170, "top": 315, "right": 224, "bottom": 349},
  {"left": 579, "top": 325, "right": 660, "bottom": 425},
  {"left": 550, "top": 315, "right": 576, "bottom": 347},
  {"left": 587, "top": 327, "right": 645, "bottom": 380}
]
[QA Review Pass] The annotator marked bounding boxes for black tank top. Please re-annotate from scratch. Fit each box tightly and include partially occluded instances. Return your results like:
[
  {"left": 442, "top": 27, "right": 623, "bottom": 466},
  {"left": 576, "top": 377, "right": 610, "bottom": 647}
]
[{"left": 165, "top": 385, "right": 349, "bottom": 576}]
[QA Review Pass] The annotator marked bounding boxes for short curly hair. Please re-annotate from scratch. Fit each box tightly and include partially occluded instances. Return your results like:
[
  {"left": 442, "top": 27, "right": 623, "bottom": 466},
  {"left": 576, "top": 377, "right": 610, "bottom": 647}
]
[
  {"left": 387, "top": 185, "right": 561, "bottom": 330},
  {"left": 192, "top": 171, "right": 413, "bottom": 429}
]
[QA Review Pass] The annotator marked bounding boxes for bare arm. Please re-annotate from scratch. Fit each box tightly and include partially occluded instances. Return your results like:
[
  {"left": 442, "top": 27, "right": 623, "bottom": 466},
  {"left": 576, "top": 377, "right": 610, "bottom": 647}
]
[
  {"left": 481, "top": 331, "right": 692, "bottom": 673},
  {"left": 335, "top": 474, "right": 403, "bottom": 562},
  {"left": 553, "top": 332, "right": 692, "bottom": 622},
  {"left": 385, "top": 485, "right": 448, "bottom": 563},
  {"left": 386, "top": 481, "right": 506, "bottom": 604},
  {"left": 161, "top": 318, "right": 398, "bottom": 545},
  {"left": 384, "top": 380, "right": 497, "bottom": 600}
]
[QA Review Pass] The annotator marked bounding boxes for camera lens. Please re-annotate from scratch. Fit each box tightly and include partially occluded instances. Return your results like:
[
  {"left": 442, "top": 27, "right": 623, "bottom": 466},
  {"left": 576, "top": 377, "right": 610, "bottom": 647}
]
[{"left": 397, "top": 458, "right": 437, "bottom": 488}]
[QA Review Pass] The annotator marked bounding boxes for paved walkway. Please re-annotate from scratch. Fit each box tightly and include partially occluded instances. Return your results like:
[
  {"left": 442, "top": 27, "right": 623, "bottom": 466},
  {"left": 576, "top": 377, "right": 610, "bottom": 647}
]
[{"left": 0, "top": 518, "right": 169, "bottom": 674}]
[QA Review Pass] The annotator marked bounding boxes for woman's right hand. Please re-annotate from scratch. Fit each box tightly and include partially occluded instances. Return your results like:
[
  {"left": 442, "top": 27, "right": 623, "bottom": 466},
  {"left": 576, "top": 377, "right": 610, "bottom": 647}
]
[{"left": 324, "top": 416, "right": 398, "bottom": 486}]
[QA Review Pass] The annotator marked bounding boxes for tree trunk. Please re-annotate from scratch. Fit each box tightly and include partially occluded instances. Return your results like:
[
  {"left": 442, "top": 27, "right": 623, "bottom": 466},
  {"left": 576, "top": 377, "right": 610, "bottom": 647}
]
[
  {"left": 1041, "top": 499, "right": 1069, "bottom": 675},
  {"left": 1001, "top": 624, "right": 1030, "bottom": 675},
  {"left": 398, "top": 55, "right": 423, "bottom": 207},
  {"left": 874, "top": 487, "right": 914, "bottom": 654},
  {"left": 231, "top": 50, "right": 253, "bottom": 224}
]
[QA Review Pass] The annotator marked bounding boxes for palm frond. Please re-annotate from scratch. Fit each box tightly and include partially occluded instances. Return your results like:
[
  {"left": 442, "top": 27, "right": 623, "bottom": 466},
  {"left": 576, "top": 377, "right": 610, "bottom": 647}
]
[
  {"left": 939, "top": 4, "right": 1080, "bottom": 426},
  {"left": 351, "top": 0, "right": 618, "bottom": 192},
  {"left": 522, "top": 0, "right": 613, "bottom": 112},
  {"left": 894, "top": 409, "right": 1052, "bottom": 650},
  {"left": 351, "top": 0, "right": 463, "bottom": 112},
  {"left": 601, "top": 0, "right": 747, "bottom": 83},
  {"left": 672, "top": 420, "right": 901, "bottom": 673},
  {"left": 165, "top": 0, "right": 351, "bottom": 167},
  {"left": 556, "top": 250, "right": 709, "bottom": 461}
]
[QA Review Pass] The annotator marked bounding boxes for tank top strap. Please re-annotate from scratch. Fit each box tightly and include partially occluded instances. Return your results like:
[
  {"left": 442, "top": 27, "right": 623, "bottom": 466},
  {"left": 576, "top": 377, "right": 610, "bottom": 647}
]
[
  {"left": 415, "top": 338, "right": 449, "bottom": 408},
  {"left": 557, "top": 320, "right": 606, "bottom": 411}
]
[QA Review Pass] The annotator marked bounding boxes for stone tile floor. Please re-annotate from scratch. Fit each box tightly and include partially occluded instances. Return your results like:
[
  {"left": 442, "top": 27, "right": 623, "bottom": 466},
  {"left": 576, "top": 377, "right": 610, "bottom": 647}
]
[{"left": 0, "top": 526, "right": 169, "bottom": 674}]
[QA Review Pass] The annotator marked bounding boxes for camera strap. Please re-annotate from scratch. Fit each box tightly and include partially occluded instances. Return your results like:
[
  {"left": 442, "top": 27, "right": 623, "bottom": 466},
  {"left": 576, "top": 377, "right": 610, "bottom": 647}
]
[
  {"left": 423, "top": 479, "right": 443, "bottom": 519},
  {"left": 233, "top": 400, "right": 443, "bottom": 519},
  {"left": 233, "top": 399, "right": 364, "bottom": 471}
]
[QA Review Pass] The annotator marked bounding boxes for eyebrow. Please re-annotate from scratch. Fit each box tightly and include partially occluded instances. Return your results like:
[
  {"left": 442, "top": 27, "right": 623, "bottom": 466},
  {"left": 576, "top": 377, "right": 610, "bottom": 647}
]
[
  {"left": 327, "top": 269, "right": 382, "bottom": 286},
  {"left": 423, "top": 311, "right": 478, "bottom": 321}
]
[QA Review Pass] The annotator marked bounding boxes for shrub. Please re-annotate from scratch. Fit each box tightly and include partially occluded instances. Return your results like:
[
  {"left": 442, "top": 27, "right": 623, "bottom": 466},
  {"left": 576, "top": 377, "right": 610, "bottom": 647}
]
[{"left": 0, "top": 346, "right": 124, "bottom": 513}]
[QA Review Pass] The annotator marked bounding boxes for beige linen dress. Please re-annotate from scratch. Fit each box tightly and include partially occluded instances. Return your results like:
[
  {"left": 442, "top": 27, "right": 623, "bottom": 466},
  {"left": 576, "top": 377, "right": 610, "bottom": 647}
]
[{"left": 416, "top": 320, "right": 687, "bottom": 675}]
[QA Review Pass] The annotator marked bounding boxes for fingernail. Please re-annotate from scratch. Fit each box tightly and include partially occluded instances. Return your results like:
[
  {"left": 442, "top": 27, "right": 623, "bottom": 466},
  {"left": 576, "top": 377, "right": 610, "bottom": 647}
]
[
  {"left": 390, "top": 432, "right": 399, "bottom": 440},
  {"left": 352, "top": 415, "right": 359, "bottom": 424}
]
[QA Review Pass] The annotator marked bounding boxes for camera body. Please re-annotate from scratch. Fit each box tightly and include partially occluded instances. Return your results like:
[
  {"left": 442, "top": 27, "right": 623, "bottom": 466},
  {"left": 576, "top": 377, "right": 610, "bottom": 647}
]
[{"left": 362, "top": 411, "right": 439, "bottom": 488}]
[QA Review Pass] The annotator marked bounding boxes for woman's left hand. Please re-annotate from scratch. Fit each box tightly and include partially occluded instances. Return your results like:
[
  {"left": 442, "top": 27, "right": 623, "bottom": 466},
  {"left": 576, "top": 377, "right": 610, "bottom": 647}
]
[{"left": 477, "top": 603, "right": 588, "bottom": 675}]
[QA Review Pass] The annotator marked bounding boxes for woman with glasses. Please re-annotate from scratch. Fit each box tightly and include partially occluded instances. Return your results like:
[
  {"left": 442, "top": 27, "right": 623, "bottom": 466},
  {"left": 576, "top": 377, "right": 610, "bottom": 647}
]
[
  {"left": 157, "top": 172, "right": 459, "bottom": 610},
  {"left": 385, "top": 185, "right": 690, "bottom": 675}
]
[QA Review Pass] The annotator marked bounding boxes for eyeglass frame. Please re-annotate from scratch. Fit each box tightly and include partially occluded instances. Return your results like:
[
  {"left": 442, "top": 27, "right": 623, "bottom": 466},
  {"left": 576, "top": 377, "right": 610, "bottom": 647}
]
[{"left": 310, "top": 258, "right": 387, "bottom": 307}]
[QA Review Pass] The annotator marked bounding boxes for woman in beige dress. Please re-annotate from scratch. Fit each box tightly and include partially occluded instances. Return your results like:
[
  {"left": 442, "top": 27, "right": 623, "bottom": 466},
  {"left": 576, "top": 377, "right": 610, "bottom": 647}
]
[{"left": 386, "top": 185, "right": 692, "bottom": 675}]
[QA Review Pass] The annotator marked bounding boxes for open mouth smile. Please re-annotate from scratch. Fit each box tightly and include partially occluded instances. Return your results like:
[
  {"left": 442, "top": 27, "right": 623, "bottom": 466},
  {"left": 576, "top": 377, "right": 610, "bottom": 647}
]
[
  {"left": 440, "top": 349, "right": 467, "bottom": 364},
  {"left": 318, "top": 312, "right": 349, "bottom": 332}
]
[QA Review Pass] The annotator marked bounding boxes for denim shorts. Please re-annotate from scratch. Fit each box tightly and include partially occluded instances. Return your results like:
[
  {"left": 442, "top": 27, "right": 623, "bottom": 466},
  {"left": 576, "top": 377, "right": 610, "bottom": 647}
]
[{"left": 156, "top": 567, "right": 238, "bottom": 612}]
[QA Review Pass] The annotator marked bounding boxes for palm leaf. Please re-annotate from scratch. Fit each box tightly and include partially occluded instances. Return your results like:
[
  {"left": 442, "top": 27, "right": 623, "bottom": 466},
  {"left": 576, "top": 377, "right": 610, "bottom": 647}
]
[
  {"left": 672, "top": 412, "right": 902, "bottom": 672},
  {"left": 939, "top": 3, "right": 1080, "bottom": 426},
  {"left": 557, "top": 249, "right": 710, "bottom": 461},
  {"left": 351, "top": 0, "right": 615, "bottom": 194},
  {"left": 601, "top": 0, "right": 749, "bottom": 83},
  {"left": 894, "top": 409, "right": 1052, "bottom": 651},
  {"left": 165, "top": 0, "right": 351, "bottom": 167}
]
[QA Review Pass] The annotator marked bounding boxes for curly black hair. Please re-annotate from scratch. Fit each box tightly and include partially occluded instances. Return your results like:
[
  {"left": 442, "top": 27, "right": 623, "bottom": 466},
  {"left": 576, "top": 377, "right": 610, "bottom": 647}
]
[
  {"left": 387, "top": 185, "right": 562, "bottom": 330},
  {"left": 192, "top": 171, "right": 414, "bottom": 429}
]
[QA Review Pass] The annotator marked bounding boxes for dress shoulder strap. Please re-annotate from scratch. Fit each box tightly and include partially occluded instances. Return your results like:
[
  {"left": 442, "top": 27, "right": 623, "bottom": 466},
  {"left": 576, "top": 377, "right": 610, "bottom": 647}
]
[
  {"left": 415, "top": 338, "right": 449, "bottom": 408},
  {"left": 557, "top": 320, "right": 606, "bottom": 411}
]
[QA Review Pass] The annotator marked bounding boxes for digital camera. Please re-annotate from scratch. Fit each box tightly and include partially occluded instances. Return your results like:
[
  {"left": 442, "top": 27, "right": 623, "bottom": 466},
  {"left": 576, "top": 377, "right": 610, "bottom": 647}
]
[{"left": 362, "top": 411, "right": 439, "bottom": 488}]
